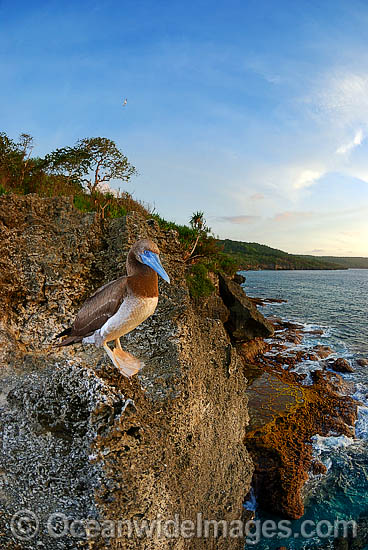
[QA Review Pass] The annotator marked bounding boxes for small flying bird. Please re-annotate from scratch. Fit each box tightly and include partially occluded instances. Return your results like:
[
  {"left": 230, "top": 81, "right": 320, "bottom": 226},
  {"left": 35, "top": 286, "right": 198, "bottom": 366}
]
[
  {"left": 122, "top": 98, "right": 127, "bottom": 106},
  {"left": 56, "top": 239, "right": 170, "bottom": 377}
]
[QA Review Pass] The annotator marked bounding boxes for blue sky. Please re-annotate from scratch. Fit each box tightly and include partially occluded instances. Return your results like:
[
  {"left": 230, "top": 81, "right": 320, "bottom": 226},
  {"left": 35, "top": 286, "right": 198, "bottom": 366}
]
[{"left": 1, "top": 0, "right": 368, "bottom": 255}]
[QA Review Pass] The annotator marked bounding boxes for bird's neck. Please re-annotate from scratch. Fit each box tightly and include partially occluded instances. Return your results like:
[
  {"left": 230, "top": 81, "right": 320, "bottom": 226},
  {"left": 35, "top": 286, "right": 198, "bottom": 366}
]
[{"left": 126, "top": 255, "right": 158, "bottom": 298}]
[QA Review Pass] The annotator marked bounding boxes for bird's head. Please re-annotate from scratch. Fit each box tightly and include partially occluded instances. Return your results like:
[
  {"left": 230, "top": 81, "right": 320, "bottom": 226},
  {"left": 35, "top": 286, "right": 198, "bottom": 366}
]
[{"left": 129, "top": 239, "right": 170, "bottom": 283}]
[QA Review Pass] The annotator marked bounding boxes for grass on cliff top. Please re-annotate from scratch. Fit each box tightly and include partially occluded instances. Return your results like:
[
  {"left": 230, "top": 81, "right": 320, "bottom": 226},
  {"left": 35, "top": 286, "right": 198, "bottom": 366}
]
[
  {"left": 152, "top": 214, "right": 238, "bottom": 298},
  {"left": 1, "top": 172, "right": 150, "bottom": 220},
  {"left": 72, "top": 190, "right": 150, "bottom": 219},
  {"left": 0, "top": 184, "right": 9, "bottom": 196}
]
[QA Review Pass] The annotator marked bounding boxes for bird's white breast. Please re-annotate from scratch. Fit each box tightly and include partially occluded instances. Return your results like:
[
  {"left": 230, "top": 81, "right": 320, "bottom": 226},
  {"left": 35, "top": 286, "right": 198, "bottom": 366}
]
[{"left": 100, "top": 295, "right": 158, "bottom": 343}]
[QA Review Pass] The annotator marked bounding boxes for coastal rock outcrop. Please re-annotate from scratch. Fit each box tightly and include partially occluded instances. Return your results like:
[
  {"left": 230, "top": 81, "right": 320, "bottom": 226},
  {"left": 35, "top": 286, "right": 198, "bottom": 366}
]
[
  {"left": 326, "top": 357, "right": 354, "bottom": 374},
  {"left": 0, "top": 194, "right": 254, "bottom": 550},
  {"left": 232, "top": 273, "right": 246, "bottom": 285},
  {"left": 243, "top": 320, "right": 358, "bottom": 520},
  {"left": 218, "top": 274, "right": 274, "bottom": 342}
]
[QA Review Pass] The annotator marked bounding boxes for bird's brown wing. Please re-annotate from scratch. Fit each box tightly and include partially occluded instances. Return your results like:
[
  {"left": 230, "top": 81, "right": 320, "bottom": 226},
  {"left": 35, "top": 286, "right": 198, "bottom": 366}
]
[{"left": 70, "top": 276, "right": 128, "bottom": 338}]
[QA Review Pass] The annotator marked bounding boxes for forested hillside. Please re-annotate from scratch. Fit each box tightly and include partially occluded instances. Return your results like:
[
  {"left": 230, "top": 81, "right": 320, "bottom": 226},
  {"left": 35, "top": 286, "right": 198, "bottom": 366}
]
[
  {"left": 219, "top": 239, "right": 355, "bottom": 270},
  {"left": 314, "top": 256, "right": 368, "bottom": 269}
]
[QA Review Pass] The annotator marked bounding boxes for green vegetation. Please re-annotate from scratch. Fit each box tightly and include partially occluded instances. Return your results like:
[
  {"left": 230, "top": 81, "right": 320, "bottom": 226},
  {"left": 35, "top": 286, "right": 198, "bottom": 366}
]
[
  {"left": 154, "top": 212, "right": 239, "bottom": 298},
  {"left": 186, "top": 263, "right": 215, "bottom": 299},
  {"left": 309, "top": 256, "right": 368, "bottom": 269},
  {"left": 152, "top": 214, "right": 197, "bottom": 248},
  {"left": 0, "top": 184, "right": 9, "bottom": 196},
  {"left": 44, "top": 137, "right": 136, "bottom": 194},
  {"left": 0, "top": 131, "right": 146, "bottom": 219},
  {"left": 219, "top": 239, "right": 364, "bottom": 270}
]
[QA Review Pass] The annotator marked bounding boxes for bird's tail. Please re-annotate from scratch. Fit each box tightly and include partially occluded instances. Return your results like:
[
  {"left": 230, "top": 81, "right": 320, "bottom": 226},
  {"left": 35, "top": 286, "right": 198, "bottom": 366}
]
[
  {"left": 54, "top": 327, "right": 83, "bottom": 347},
  {"left": 55, "top": 327, "right": 72, "bottom": 339}
]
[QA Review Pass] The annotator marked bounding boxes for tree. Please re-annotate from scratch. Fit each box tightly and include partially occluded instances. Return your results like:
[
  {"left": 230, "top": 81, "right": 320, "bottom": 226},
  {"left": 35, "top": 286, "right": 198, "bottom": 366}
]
[
  {"left": 45, "top": 137, "right": 137, "bottom": 193},
  {"left": 0, "top": 132, "right": 35, "bottom": 189},
  {"left": 190, "top": 211, "right": 205, "bottom": 232},
  {"left": 17, "top": 133, "right": 34, "bottom": 186},
  {"left": 185, "top": 211, "right": 211, "bottom": 261}
]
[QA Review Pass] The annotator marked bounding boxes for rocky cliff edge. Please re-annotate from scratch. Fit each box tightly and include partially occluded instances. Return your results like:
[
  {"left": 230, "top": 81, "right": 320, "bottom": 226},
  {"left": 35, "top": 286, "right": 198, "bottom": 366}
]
[{"left": 0, "top": 195, "right": 257, "bottom": 550}]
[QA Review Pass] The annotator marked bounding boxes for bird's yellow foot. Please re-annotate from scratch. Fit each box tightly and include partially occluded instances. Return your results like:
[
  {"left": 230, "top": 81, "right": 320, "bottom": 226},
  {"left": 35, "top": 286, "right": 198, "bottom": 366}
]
[{"left": 112, "top": 347, "right": 143, "bottom": 378}]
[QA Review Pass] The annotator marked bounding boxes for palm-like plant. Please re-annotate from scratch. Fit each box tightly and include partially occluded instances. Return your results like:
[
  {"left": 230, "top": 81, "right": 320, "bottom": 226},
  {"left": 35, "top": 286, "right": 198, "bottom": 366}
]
[{"left": 186, "top": 211, "right": 211, "bottom": 261}]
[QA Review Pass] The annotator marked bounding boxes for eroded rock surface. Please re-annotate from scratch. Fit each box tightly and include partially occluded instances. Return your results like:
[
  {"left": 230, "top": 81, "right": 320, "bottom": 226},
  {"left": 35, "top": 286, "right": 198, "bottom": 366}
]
[
  {"left": 243, "top": 320, "right": 358, "bottom": 520},
  {"left": 0, "top": 195, "right": 253, "bottom": 550},
  {"left": 218, "top": 274, "right": 274, "bottom": 342}
]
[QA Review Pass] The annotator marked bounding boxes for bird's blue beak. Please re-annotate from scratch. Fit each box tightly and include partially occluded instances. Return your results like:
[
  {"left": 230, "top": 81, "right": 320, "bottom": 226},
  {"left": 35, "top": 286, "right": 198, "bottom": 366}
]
[{"left": 140, "top": 251, "right": 170, "bottom": 283}]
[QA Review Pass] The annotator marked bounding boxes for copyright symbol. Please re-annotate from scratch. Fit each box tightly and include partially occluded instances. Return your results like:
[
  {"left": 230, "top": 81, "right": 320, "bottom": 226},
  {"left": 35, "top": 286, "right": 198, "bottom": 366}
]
[{"left": 10, "top": 509, "right": 39, "bottom": 541}]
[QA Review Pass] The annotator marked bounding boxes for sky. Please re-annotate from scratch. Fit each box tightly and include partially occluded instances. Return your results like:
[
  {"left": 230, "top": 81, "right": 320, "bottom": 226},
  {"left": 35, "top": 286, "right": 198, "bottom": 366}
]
[{"left": 1, "top": 0, "right": 368, "bottom": 256}]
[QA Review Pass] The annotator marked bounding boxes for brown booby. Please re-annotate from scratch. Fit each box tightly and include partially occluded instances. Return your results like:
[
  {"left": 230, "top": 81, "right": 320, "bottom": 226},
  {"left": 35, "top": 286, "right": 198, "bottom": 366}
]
[{"left": 56, "top": 239, "right": 170, "bottom": 377}]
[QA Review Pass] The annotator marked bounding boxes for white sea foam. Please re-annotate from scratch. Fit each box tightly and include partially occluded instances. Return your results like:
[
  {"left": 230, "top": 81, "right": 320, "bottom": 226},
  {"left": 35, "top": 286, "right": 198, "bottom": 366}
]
[
  {"left": 324, "top": 457, "right": 333, "bottom": 472},
  {"left": 302, "top": 322, "right": 329, "bottom": 335},
  {"left": 312, "top": 434, "right": 355, "bottom": 454},
  {"left": 353, "top": 383, "right": 368, "bottom": 404},
  {"left": 355, "top": 406, "right": 368, "bottom": 439},
  {"left": 351, "top": 382, "right": 368, "bottom": 439},
  {"left": 290, "top": 360, "right": 323, "bottom": 386}
]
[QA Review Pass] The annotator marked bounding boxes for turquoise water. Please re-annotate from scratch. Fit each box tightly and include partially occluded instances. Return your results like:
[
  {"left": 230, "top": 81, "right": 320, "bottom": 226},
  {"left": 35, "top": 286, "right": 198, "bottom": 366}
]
[{"left": 241, "top": 269, "right": 368, "bottom": 549}]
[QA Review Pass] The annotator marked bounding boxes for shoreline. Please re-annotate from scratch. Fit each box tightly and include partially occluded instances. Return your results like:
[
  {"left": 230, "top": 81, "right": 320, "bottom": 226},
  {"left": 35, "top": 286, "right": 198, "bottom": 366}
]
[{"left": 241, "top": 295, "right": 365, "bottom": 523}]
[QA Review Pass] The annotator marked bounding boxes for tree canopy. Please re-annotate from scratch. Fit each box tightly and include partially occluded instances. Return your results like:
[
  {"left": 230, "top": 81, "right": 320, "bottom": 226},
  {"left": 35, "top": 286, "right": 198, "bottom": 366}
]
[
  {"left": 0, "top": 132, "right": 36, "bottom": 190},
  {"left": 44, "top": 137, "right": 137, "bottom": 193}
]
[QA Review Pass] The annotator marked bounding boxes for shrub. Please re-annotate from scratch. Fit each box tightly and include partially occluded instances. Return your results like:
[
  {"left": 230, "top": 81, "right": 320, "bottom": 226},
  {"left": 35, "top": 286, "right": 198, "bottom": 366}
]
[
  {"left": 186, "top": 263, "right": 215, "bottom": 299},
  {"left": 0, "top": 183, "right": 9, "bottom": 196}
]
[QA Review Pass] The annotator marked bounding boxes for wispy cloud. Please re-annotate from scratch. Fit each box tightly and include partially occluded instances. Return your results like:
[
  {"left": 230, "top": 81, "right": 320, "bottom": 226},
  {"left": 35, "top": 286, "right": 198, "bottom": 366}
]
[
  {"left": 250, "top": 192, "right": 264, "bottom": 200},
  {"left": 216, "top": 215, "right": 261, "bottom": 224},
  {"left": 273, "top": 211, "right": 314, "bottom": 222},
  {"left": 311, "top": 72, "right": 368, "bottom": 127},
  {"left": 293, "top": 170, "right": 324, "bottom": 189},
  {"left": 336, "top": 129, "right": 364, "bottom": 154}
]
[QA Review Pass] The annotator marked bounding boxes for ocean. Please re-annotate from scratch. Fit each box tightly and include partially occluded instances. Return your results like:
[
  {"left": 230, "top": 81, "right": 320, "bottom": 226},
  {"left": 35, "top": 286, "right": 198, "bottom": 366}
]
[{"left": 240, "top": 269, "right": 368, "bottom": 549}]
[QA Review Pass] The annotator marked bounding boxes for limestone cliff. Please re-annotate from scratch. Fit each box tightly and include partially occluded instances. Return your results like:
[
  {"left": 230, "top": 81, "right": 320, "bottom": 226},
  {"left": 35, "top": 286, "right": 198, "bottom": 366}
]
[{"left": 0, "top": 195, "right": 255, "bottom": 550}]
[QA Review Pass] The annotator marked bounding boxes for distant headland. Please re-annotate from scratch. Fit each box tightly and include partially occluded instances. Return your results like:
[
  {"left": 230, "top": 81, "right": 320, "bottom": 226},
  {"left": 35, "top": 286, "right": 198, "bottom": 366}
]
[{"left": 219, "top": 238, "right": 368, "bottom": 271}]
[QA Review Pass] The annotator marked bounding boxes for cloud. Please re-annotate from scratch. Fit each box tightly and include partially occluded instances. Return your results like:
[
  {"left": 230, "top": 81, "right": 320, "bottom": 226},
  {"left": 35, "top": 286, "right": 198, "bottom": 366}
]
[
  {"left": 336, "top": 129, "right": 364, "bottom": 154},
  {"left": 250, "top": 192, "right": 264, "bottom": 200},
  {"left": 293, "top": 170, "right": 324, "bottom": 189},
  {"left": 97, "top": 182, "right": 119, "bottom": 196},
  {"left": 311, "top": 72, "right": 368, "bottom": 127},
  {"left": 273, "top": 211, "right": 314, "bottom": 222},
  {"left": 310, "top": 248, "right": 325, "bottom": 254},
  {"left": 217, "top": 215, "right": 261, "bottom": 224}
]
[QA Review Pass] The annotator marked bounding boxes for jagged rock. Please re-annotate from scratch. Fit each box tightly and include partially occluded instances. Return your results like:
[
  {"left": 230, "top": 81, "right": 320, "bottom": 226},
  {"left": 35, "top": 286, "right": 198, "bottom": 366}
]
[
  {"left": 0, "top": 194, "right": 253, "bottom": 550},
  {"left": 244, "top": 320, "right": 358, "bottom": 521},
  {"left": 312, "top": 345, "right": 334, "bottom": 359},
  {"left": 304, "top": 328, "right": 324, "bottom": 336},
  {"left": 218, "top": 274, "right": 274, "bottom": 342},
  {"left": 232, "top": 273, "right": 246, "bottom": 285},
  {"left": 281, "top": 321, "right": 304, "bottom": 330},
  {"left": 310, "top": 459, "right": 327, "bottom": 476},
  {"left": 249, "top": 295, "right": 287, "bottom": 307},
  {"left": 327, "top": 357, "right": 354, "bottom": 374},
  {"left": 356, "top": 358, "right": 368, "bottom": 367}
]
